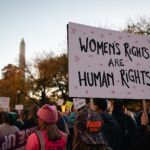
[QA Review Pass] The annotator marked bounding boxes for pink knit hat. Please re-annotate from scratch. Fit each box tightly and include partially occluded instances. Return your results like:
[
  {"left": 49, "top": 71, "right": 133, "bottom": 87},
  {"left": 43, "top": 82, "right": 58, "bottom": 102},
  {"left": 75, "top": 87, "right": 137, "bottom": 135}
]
[{"left": 37, "top": 104, "right": 58, "bottom": 123}]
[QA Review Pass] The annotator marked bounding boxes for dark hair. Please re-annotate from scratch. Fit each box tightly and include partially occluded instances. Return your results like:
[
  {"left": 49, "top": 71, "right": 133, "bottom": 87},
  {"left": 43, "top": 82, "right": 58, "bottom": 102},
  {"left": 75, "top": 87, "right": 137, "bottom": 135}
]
[
  {"left": 56, "top": 105, "right": 62, "bottom": 112},
  {"left": 112, "top": 99, "right": 124, "bottom": 115},
  {"left": 4, "top": 112, "right": 17, "bottom": 125},
  {"left": 93, "top": 98, "right": 107, "bottom": 111}
]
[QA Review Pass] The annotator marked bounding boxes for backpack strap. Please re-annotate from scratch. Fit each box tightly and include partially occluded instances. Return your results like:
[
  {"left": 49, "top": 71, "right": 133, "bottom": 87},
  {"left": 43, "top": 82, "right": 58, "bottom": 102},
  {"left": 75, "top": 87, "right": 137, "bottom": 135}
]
[
  {"left": 64, "top": 120, "right": 70, "bottom": 135},
  {"left": 36, "top": 131, "right": 45, "bottom": 150},
  {"left": 83, "top": 132, "right": 97, "bottom": 144}
]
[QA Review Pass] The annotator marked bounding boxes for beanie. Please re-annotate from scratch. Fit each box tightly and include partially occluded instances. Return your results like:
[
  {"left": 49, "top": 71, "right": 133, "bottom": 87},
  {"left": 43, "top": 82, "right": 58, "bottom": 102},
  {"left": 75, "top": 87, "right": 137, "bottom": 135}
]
[{"left": 37, "top": 104, "right": 58, "bottom": 124}]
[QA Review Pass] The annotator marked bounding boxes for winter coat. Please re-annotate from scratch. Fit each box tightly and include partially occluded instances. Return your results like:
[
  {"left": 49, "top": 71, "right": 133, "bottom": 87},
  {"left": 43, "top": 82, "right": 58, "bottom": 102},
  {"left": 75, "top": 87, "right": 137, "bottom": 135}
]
[{"left": 101, "top": 113, "right": 121, "bottom": 150}]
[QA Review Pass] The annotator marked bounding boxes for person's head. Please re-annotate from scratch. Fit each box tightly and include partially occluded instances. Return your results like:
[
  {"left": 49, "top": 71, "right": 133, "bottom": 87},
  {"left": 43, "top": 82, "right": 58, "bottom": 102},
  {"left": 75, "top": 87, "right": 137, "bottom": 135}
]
[
  {"left": 112, "top": 99, "right": 124, "bottom": 115},
  {"left": 29, "top": 104, "right": 39, "bottom": 119},
  {"left": 20, "top": 109, "right": 29, "bottom": 121},
  {"left": 37, "top": 104, "right": 58, "bottom": 127},
  {"left": 3, "top": 112, "right": 17, "bottom": 125},
  {"left": 107, "top": 100, "right": 114, "bottom": 114},
  {"left": 93, "top": 98, "right": 107, "bottom": 112},
  {"left": 74, "top": 106, "right": 109, "bottom": 149},
  {"left": 37, "top": 104, "right": 61, "bottom": 141}
]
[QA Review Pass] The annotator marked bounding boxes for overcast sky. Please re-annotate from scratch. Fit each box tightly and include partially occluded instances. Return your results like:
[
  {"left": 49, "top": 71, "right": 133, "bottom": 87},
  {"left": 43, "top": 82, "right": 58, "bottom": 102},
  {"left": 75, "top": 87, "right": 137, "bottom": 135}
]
[{"left": 0, "top": 0, "right": 150, "bottom": 78}]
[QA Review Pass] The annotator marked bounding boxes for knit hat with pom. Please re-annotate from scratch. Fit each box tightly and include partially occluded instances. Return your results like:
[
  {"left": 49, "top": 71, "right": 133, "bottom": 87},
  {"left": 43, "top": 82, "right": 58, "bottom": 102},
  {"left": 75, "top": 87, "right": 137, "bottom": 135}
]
[{"left": 37, "top": 104, "right": 58, "bottom": 124}]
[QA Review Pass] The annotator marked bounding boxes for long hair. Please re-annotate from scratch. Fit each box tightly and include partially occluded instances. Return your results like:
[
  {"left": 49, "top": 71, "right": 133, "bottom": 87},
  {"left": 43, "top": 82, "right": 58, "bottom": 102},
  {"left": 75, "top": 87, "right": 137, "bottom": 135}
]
[
  {"left": 73, "top": 134, "right": 111, "bottom": 150},
  {"left": 41, "top": 122, "right": 62, "bottom": 141}
]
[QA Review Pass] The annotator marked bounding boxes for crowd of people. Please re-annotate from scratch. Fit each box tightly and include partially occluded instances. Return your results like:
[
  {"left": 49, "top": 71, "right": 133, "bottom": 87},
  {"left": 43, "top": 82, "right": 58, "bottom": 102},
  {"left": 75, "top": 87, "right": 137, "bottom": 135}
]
[{"left": 0, "top": 99, "right": 150, "bottom": 150}]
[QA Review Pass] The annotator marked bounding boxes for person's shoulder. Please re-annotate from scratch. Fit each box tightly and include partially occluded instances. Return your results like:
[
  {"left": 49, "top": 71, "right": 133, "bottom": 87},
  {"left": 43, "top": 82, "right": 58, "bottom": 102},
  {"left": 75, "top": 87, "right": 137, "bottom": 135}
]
[
  {"left": 102, "top": 113, "right": 116, "bottom": 122},
  {"left": 102, "top": 113, "right": 120, "bottom": 128},
  {"left": 12, "top": 125, "right": 20, "bottom": 132},
  {"left": 28, "top": 132, "right": 38, "bottom": 140},
  {"left": 25, "top": 132, "right": 39, "bottom": 150},
  {"left": 123, "top": 113, "right": 135, "bottom": 123},
  {"left": 26, "top": 132, "right": 39, "bottom": 146}
]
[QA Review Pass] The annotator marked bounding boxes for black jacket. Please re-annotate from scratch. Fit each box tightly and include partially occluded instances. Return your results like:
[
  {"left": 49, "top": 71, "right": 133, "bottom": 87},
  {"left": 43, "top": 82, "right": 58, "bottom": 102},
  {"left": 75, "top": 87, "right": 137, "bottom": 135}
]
[
  {"left": 101, "top": 113, "right": 121, "bottom": 150},
  {"left": 112, "top": 112, "right": 137, "bottom": 150},
  {"left": 130, "top": 125, "right": 150, "bottom": 150}
]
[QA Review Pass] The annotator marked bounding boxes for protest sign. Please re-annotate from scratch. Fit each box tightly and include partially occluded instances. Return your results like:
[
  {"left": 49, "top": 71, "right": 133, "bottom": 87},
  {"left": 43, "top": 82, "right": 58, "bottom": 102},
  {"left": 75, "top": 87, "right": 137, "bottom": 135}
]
[
  {"left": 0, "top": 97, "right": 10, "bottom": 111},
  {"left": 15, "top": 104, "right": 24, "bottom": 111},
  {"left": 68, "top": 22, "right": 150, "bottom": 99},
  {"left": 0, "top": 126, "right": 38, "bottom": 150},
  {"left": 73, "top": 98, "right": 86, "bottom": 110},
  {"left": 65, "top": 101, "right": 73, "bottom": 110},
  {"left": 0, "top": 97, "right": 10, "bottom": 107},
  {"left": 57, "top": 99, "right": 64, "bottom": 106},
  {"left": 61, "top": 105, "right": 66, "bottom": 112}
]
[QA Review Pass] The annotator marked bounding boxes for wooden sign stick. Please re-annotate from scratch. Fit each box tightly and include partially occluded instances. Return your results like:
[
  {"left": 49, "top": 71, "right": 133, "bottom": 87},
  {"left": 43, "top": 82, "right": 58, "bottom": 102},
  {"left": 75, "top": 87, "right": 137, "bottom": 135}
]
[{"left": 143, "top": 99, "right": 147, "bottom": 112}]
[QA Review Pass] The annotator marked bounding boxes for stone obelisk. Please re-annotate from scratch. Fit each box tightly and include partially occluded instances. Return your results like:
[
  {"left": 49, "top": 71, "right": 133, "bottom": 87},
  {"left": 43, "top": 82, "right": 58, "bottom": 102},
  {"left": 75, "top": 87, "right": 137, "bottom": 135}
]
[
  {"left": 19, "top": 38, "right": 26, "bottom": 78},
  {"left": 18, "top": 38, "right": 26, "bottom": 104}
]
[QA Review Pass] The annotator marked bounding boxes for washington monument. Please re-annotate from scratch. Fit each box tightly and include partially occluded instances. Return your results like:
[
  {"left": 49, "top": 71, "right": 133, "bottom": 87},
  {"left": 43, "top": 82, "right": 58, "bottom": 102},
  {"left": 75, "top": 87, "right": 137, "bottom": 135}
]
[{"left": 19, "top": 38, "right": 26, "bottom": 78}]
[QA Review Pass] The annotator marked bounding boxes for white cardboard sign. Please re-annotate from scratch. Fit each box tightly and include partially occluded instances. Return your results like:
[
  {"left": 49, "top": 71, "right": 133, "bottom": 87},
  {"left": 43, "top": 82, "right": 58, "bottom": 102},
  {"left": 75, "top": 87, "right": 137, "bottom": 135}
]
[
  {"left": 15, "top": 104, "right": 24, "bottom": 110},
  {"left": 68, "top": 22, "right": 150, "bottom": 99},
  {"left": 57, "top": 99, "right": 64, "bottom": 106},
  {"left": 0, "top": 97, "right": 10, "bottom": 107},
  {"left": 73, "top": 98, "right": 86, "bottom": 110}
]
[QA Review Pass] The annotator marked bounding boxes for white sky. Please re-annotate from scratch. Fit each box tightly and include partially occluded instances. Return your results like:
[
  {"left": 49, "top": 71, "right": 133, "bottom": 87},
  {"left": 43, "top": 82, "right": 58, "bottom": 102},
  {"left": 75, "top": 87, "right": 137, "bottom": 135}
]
[{"left": 0, "top": 0, "right": 150, "bottom": 78}]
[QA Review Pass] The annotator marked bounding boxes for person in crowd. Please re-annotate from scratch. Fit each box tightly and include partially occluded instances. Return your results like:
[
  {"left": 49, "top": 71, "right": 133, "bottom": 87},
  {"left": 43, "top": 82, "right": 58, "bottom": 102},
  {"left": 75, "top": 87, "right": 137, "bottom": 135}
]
[
  {"left": 107, "top": 100, "right": 114, "bottom": 115},
  {"left": 130, "top": 111, "right": 150, "bottom": 150},
  {"left": 0, "top": 111, "right": 5, "bottom": 124},
  {"left": 93, "top": 98, "right": 121, "bottom": 150},
  {"left": 0, "top": 112, "right": 20, "bottom": 137},
  {"left": 56, "top": 105, "right": 69, "bottom": 134},
  {"left": 24, "top": 104, "right": 39, "bottom": 129},
  {"left": 7, "top": 109, "right": 24, "bottom": 130},
  {"left": 124, "top": 106, "right": 137, "bottom": 125},
  {"left": 12, "top": 111, "right": 24, "bottom": 130},
  {"left": 56, "top": 105, "right": 71, "bottom": 150},
  {"left": 68, "top": 107, "right": 77, "bottom": 150},
  {"left": 112, "top": 99, "right": 137, "bottom": 150},
  {"left": 73, "top": 104, "right": 112, "bottom": 150},
  {"left": 25, "top": 104, "right": 67, "bottom": 150},
  {"left": 21, "top": 108, "right": 29, "bottom": 123}
]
